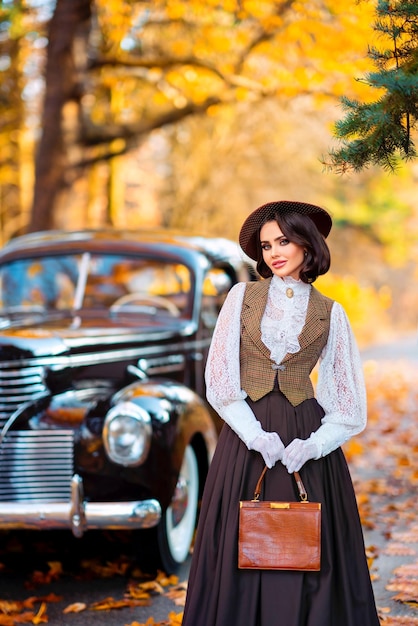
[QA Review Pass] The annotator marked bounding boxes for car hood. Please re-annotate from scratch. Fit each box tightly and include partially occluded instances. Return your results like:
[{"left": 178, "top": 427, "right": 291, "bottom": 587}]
[{"left": 0, "top": 310, "right": 194, "bottom": 359}]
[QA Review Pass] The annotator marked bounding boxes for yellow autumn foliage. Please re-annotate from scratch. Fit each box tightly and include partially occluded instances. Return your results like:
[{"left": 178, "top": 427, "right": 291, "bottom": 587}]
[
  {"left": 316, "top": 273, "right": 392, "bottom": 347},
  {"left": 91, "top": 0, "right": 379, "bottom": 122}
]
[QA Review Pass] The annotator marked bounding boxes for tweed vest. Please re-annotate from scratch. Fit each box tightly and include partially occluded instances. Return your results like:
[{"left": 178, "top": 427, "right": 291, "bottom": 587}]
[{"left": 240, "top": 279, "right": 334, "bottom": 406}]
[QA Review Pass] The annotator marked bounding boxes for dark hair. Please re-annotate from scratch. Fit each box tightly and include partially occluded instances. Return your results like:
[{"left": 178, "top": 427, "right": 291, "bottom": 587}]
[{"left": 255, "top": 211, "right": 331, "bottom": 282}]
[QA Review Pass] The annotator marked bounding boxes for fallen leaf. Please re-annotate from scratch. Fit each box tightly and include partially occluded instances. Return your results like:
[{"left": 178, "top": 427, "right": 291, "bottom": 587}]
[
  {"left": 155, "top": 572, "right": 179, "bottom": 587},
  {"left": 90, "top": 597, "right": 150, "bottom": 611},
  {"left": 167, "top": 611, "right": 184, "bottom": 625},
  {"left": 164, "top": 583, "right": 188, "bottom": 607},
  {"left": 63, "top": 603, "right": 87, "bottom": 614},
  {"left": 384, "top": 543, "right": 417, "bottom": 556},
  {"left": 32, "top": 602, "right": 48, "bottom": 624},
  {"left": 135, "top": 581, "right": 165, "bottom": 595}
]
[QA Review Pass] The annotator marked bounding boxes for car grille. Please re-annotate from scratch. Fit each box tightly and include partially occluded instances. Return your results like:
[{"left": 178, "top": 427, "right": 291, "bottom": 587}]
[
  {"left": 0, "top": 365, "right": 48, "bottom": 430},
  {"left": 0, "top": 430, "right": 74, "bottom": 502}
]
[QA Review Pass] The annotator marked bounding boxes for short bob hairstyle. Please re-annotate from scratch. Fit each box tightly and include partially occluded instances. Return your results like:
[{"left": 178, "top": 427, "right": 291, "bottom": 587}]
[{"left": 255, "top": 211, "right": 331, "bottom": 282}]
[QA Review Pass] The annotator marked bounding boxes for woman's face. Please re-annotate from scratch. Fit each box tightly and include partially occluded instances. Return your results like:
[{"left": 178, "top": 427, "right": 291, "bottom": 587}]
[{"left": 260, "top": 220, "right": 305, "bottom": 280}]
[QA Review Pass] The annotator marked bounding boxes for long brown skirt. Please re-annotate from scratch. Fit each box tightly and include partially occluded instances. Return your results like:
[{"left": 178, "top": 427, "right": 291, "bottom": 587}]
[{"left": 182, "top": 388, "right": 380, "bottom": 626}]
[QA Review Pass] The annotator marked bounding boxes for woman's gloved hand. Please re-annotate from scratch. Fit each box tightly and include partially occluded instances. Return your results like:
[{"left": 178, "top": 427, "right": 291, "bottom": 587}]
[
  {"left": 282, "top": 437, "right": 319, "bottom": 473},
  {"left": 250, "top": 432, "right": 285, "bottom": 469}
]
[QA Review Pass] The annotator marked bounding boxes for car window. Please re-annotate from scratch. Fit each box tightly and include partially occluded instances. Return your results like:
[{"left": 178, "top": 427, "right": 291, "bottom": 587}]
[
  {"left": 0, "top": 254, "right": 192, "bottom": 317},
  {"left": 201, "top": 268, "right": 233, "bottom": 329},
  {"left": 0, "top": 256, "right": 80, "bottom": 311}
]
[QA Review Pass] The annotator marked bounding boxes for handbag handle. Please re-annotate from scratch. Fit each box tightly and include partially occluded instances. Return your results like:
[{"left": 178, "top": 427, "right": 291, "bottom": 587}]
[{"left": 253, "top": 466, "right": 309, "bottom": 502}]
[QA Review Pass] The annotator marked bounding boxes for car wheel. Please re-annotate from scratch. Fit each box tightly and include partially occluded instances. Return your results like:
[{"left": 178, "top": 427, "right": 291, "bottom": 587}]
[
  {"left": 136, "top": 444, "right": 200, "bottom": 574},
  {"left": 157, "top": 444, "right": 199, "bottom": 573}
]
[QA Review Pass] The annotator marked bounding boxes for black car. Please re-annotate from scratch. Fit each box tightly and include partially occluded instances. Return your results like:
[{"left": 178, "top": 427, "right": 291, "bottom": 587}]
[{"left": 0, "top": 229, "right": 255, "bottom": 572}]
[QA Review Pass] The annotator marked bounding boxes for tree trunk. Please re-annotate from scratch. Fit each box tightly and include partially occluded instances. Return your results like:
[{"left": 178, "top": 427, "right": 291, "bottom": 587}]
[{"left": 29, "top": 0, "right": 92, "bottom": 233}]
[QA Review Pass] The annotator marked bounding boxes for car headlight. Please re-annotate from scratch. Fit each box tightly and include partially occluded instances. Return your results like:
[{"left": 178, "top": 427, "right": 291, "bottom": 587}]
[{"left": 103, "top": 401, "right": 152, "bottom": 467}]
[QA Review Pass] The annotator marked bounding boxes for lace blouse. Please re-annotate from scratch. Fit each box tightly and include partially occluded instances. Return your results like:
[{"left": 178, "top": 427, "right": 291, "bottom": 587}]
[{"left": 205, "top": 275, "right": 367, "bottom": 458}]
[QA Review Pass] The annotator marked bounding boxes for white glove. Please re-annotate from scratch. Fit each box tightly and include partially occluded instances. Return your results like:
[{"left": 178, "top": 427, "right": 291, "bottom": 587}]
[
  {"left": 282, "top": 436, "right": 320, "bottom": 473},
  {"left": 250, "top": 432, "right": 285, "bottom": 469}
]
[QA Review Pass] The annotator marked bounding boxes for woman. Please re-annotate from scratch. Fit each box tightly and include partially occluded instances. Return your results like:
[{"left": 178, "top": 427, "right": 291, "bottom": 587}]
[{"left": 182, "top": 201, "right": 380, "bottom": 626}]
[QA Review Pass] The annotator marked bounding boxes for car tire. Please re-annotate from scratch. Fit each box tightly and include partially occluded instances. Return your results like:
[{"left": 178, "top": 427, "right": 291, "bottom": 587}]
[
  {"left": 157, "top": 444, "right": 199, "bottom": 573},
  {"left": 137, "top": 444, "right": 200, "bottom": 574}
]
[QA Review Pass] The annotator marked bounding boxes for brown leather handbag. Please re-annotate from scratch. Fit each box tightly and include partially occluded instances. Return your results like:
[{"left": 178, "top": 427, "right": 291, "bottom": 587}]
[{"left": 238, "top": 466, "right": 321, "bottom": 571}]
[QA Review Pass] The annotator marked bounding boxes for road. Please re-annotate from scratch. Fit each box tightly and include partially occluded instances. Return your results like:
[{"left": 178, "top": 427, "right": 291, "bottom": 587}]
[
  {"left": 357, "top": 334, "right": 418, "bottom": 623},
  {"left": 0, "top": 529, "right": 190, "bottom": 624}
]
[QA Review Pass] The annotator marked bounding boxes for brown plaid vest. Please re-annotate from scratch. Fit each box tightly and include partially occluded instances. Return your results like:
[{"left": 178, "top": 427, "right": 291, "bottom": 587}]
[{"left": 240, "top": 278, "right": 334, "bottom": 406}]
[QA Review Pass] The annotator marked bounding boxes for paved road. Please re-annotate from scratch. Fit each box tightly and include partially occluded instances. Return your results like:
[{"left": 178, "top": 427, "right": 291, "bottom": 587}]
[
  {"left": 359, "top": 334, "right": 418, "bottom": 622},
  {"left": 0, "top": 529, "right": 189, "bottom": 624}
]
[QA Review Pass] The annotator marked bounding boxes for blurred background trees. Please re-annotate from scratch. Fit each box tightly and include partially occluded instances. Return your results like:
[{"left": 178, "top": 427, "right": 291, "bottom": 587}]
[{"left": 0, "top": 0, "right": 417, "bottom": 344}]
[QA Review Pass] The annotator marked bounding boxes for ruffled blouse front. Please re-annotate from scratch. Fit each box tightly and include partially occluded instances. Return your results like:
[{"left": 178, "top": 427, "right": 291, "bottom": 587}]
[{"left": 261, "top": 275, "right": 310, "bottom": 364}]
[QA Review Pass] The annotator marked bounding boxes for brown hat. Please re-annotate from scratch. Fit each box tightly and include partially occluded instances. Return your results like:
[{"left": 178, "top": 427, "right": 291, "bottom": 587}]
[{"left": 239, "top": 200, "right": 332, "bottom": 260}]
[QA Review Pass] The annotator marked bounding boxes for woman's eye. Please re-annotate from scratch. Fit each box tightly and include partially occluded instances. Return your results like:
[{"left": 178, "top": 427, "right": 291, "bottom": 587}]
[
  {"left": 279, "top": 238, "right": 289, "bottom": 245},
  {"left": 261, "top": 243, "right": 271, "bottom": 250}
]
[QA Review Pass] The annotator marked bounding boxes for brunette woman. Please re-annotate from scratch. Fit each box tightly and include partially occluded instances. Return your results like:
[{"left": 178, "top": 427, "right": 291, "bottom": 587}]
[{"left": 182, "top": 201, "right": 380, "bottom": 626}]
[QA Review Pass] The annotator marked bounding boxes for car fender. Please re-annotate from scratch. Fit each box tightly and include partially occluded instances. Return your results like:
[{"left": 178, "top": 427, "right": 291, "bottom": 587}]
[{"left": 109, "top": 378, "right": 218, "bottom": 508}]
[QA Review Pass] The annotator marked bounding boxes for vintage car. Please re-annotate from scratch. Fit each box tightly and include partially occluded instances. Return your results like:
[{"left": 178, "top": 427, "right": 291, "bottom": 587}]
[{"left": 0, "top": 229, "right": 256, "bottom": 572}]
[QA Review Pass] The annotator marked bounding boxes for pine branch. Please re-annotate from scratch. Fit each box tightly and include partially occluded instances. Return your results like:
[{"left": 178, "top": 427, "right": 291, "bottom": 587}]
[{"left": 327, "top": 0, "right": 418, "bottom": 172}]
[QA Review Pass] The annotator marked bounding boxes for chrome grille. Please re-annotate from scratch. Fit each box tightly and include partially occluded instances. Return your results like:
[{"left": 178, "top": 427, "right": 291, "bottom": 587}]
[
  {"left": 0, "top": 366, "right": 47, "bottom": 430},
  {"left": 0, "top": 430, "right": 74, "bottom": 502}
]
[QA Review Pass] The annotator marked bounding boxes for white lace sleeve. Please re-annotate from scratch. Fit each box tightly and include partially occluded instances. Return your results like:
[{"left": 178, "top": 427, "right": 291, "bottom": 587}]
[
  {"left": 310, "top": 302, "right": 367, "bottom": 458},
  {"left": 205, "top": 283, "right": 264, "bottom": 447},
  {"left": 205, "top": 282, "right": 247, "bottom": 411}
]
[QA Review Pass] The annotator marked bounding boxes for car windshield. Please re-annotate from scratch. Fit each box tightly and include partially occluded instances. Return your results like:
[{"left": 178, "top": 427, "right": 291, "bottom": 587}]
[{"left": 0, "top": 253, "right": 193, "bottom": 318}]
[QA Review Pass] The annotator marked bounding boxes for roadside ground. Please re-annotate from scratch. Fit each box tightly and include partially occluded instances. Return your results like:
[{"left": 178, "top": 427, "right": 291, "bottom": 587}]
[{"left": 347, "top": 358, "right": 418, "bottom": 625}]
